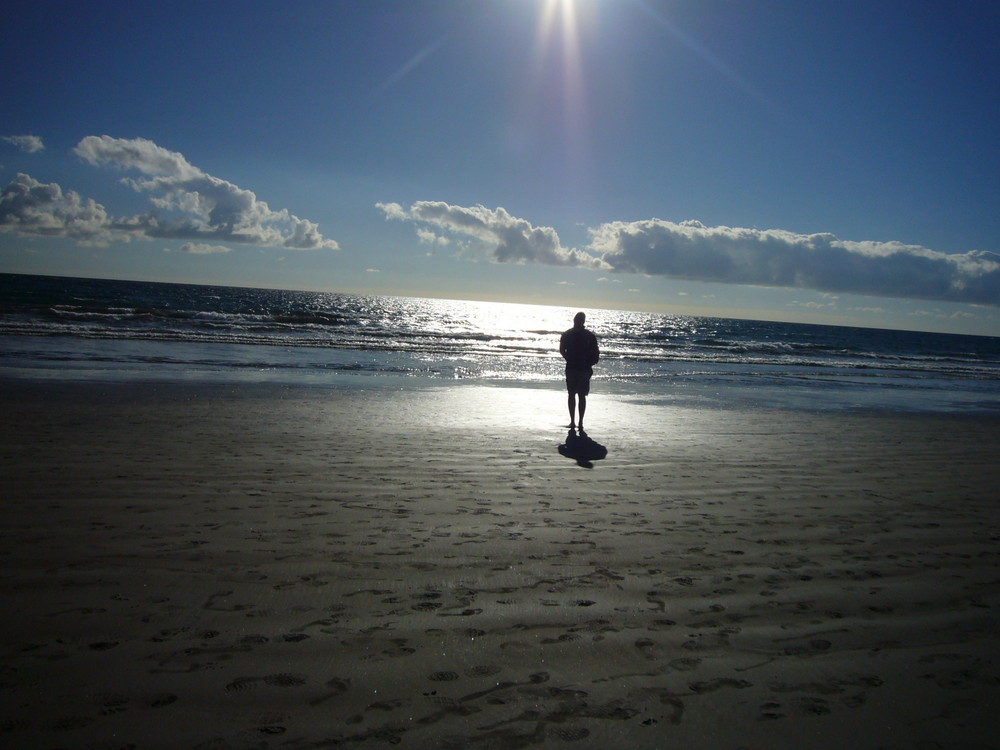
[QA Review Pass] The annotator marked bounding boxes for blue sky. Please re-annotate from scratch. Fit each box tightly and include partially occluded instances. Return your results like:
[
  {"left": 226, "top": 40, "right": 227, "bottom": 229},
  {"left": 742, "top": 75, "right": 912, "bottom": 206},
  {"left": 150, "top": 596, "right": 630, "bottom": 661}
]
[{"left": 2, "top": 0, "right": 998, "bottom": 335}]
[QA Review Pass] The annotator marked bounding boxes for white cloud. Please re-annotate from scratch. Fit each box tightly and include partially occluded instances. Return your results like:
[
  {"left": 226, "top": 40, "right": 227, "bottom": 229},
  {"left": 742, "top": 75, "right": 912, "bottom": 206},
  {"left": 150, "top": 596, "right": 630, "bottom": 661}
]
[
  {"left": 2, "top": 137, "right": 339, "bottom": 252},
  {"left": 588, "top": 219, "right": 1000, "bottom": 306},
  {"left": 790, "top": 300, "right": 836, "bottom": 310},
  {"left": 3, "top": 135, "right": 45, "bottom": 153},
  {"left": 75, "top": 135, "right": 197, "bottom": 179},
  {"left": 0, "top": 173, "right": 121, "bottom": 244},
  {"left": 416, "top": 228, "right": 449, "bottom": 246},
  {"left": 71, "top": 135, "right": 338, "bottom": 250},
  {"left": 848, "top": 306, "right": 885, "bottom": 314},
  {"left": 179, "top": 242, "right": 232, "bottom": 254},
  {"left": 378, "top": 201, "right": 607, "bottom": 270},
  {"left": 381, "top": 200, "right": 1000, "bottom": 305}
]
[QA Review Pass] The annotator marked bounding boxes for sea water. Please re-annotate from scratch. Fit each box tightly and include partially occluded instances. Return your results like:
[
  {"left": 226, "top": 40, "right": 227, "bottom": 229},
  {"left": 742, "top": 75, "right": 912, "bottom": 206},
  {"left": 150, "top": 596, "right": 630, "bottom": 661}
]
[{"left": 2, "top": 273, "right": 999, "bottom": 413}]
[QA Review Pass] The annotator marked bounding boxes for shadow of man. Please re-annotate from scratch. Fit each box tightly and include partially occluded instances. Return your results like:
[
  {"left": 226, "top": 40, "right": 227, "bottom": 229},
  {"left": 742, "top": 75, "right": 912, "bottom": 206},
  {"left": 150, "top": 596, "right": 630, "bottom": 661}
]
[{"left": 558, "top": 429, "right": 608, "bottom": 469}]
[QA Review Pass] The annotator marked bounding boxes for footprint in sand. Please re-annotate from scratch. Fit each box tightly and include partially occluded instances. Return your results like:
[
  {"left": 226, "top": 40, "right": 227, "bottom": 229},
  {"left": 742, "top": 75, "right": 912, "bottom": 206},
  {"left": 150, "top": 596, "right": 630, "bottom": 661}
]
[
  {"left": 309, "top": 678, "right": 351, "bottom": 706},
  {"left": 541, "top": 633, "right": 581, "bottom": 645},
  {"left": 382, "top": 640, "right": 417, "bottom": 658},
  {"left": 648, "top": 619, "right": 677, "bottom": 630},
  {"left": 634, "top": 637, "right": 668, "bottom": 661},
  {"left": 682, "top": 632, "right": 732, "bottom": 651},
  {"left": 428, "top": 671, "right": 460, "bottom": 682},
  {"left": 758, "top": 701, "right": 786, "bottom": 720},
  {"left": 794, "top": 696, "right": 832, "bottom": 715},
  {"left": 238, "top": 634, "right": 269, "bottom": 645},
  {"left": 551, "top": 726, "right": 590, "bottom": 741},
  {"left": 147, "top": 627, "right": 186, "bottom": 642},
  {"left": 225, "top": 677, "right": 257, "bottom": 693},
  {"left": 466, "top": 665, "right": 502, "bottom": 677},
  {"left": 438, "top": 607, "right": 483, "bottom": 617},
  {"left": 500, "top": 640, "right": 533, "bottom": 652},
  {"left": 264, "top": 674, "right": 306, "bottom": 687},
  {"left": 841, "top": 692, "right": 867, "bottom": 708},
  {"left": 146, "top": 693, "right": 178, "bottom": 708},
  {"left": 413, "top": 592, "right": 443, "bottom": 601},
  {"left": 669, "top": 657, "right": 702, "bottom": 671},
  {"left": 225, "top": 674, "right": 306, "bottom": 692},
  {"left": 646, "top": 591, "right": 668, "bottom": 612},
  {"left": 781, "top": 639, "right": 832, "bottom": 656},
  {"left": 98, "top": 694, "right": 130, "bottom": 716},
  {"left": 52, "top": 716, "right": 94, "bottom": 730},
  {"left": 636, "top": 687, "right": 685, "bottom": 724},
  {"left": 367, "top": 698, "right": 405, "bottom": 712},
  {"left": 688, "top": 678, "right": 752, "bottom": 694}
]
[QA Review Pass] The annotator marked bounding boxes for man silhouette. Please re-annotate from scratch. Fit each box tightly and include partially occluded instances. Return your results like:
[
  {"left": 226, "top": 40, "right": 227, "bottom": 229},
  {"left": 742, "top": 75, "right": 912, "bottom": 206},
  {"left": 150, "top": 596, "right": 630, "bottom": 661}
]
[{"left": 559, "top": 311, "right": 600, "bottom": 430}]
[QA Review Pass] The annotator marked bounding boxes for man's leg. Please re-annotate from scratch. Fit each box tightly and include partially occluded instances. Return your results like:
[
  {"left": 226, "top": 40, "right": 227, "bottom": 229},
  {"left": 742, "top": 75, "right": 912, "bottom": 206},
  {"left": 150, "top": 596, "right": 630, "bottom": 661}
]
[
  {"left": 578, "top": 394, "right": 587, "bottom": 429},
  {"left": 567, "top": 392, "right": 577, "bottom": 427}
]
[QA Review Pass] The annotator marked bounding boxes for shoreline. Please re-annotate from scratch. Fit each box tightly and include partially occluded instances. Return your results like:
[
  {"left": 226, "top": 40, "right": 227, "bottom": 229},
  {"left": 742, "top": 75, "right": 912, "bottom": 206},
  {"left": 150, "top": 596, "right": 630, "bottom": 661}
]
[
  {"left": 3, "top": 358, "right": 1000, "bottom": 415},
  {"left": 2, "top": 377, "right": 998, "bottom": 748}
]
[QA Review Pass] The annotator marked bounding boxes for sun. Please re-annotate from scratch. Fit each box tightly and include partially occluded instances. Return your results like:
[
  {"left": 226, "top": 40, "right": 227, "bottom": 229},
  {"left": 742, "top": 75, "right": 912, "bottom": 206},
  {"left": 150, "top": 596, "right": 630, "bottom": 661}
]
[
  {"left": 536, "top": 0, "right": 583, "bottom": 66},
  {"left": 532, "top": 0, "right": 592, "bottom": 116},
  {"left": 538, "top": 0, "right": 580, "bottom": 35},
  {"left": 512, "top": 0, "right": 602, "bottom": 199}
]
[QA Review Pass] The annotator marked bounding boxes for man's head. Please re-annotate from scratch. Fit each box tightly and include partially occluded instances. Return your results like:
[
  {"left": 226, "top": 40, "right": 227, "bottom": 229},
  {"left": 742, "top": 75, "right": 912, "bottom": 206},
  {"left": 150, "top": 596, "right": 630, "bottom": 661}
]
[{"left": 574, "top": 311, "right": 586, "bottom": 327}]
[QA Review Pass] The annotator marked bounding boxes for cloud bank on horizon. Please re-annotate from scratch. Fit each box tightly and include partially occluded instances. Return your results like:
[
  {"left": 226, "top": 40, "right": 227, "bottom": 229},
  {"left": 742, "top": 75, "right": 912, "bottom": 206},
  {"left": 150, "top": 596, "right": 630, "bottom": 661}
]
[
  {"left": 3, "top": 135, "right": 997, "bottom": 308},
  {"left": 0, "top": 135, "right": 339, "bottom": 251},
  {"left": 383, "top": 201, "right": 999, "bottom": 307}
]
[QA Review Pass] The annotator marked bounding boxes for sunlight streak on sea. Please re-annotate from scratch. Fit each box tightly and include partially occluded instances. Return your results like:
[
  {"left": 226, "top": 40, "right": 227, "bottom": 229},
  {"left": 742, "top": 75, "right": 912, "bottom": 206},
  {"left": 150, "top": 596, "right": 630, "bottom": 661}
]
[{"left": 2, "top": 274, "right": 999, "bottom": 413}]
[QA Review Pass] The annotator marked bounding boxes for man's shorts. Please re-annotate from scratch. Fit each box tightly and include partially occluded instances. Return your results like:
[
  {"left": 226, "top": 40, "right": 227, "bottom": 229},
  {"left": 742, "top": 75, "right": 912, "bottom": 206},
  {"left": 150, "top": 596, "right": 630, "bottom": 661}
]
[{"left": 565, "top": 367, "right": 592, "bottom": 396}]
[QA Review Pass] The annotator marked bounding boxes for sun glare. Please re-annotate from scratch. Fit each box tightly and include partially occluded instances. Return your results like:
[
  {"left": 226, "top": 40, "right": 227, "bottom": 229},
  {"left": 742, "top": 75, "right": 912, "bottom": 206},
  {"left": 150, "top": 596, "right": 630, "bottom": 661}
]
[
  {"left": 535, "top": 0, "right": 586, "bottom": 106},
  {"left": 522, "top": 0, "right": 599, "bottom": 186}
]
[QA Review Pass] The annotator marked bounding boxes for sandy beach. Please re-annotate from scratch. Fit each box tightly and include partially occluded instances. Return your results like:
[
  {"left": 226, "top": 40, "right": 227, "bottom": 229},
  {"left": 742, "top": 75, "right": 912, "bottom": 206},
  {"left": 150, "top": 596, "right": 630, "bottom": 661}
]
[{"left": 1, "top": 376, "right": 998, "bottom": 749}]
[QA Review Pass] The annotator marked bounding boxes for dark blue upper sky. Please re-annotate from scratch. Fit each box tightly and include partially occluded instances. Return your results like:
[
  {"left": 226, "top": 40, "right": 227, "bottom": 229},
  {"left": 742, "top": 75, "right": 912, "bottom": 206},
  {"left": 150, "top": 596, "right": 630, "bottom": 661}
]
[{"left": 2, "top": 0, "right": 998, "bottom": 334}]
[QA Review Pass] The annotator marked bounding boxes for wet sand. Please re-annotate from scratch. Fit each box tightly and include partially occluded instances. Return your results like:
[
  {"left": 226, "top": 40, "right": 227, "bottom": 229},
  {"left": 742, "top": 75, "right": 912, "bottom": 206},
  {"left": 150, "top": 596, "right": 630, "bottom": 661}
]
[{"left": 1, "top": 377, "right": 998, "bottom": 748}]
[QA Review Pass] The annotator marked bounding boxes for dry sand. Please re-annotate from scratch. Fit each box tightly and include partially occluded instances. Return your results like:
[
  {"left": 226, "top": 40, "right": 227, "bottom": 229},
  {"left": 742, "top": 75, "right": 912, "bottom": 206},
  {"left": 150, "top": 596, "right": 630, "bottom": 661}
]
[{"left": 1, "top": 377, "right": 998, "bottom": 749}]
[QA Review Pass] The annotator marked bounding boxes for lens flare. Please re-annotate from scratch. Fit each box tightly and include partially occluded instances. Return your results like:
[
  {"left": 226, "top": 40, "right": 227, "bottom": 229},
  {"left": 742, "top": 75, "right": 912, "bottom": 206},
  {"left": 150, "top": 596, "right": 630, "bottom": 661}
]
[
  {"left": 533, "top": 0, "right": 587, "bottom": 124},
  {"left": 516, "top": 0, "right": 599, "bottom": 206}
]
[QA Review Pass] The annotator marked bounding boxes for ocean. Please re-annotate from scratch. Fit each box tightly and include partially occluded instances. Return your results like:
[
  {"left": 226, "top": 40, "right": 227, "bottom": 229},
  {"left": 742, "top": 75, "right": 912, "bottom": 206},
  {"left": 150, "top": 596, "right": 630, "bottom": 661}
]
[{"left": 2, "top": 273, "right": 999, "bottom": 413}]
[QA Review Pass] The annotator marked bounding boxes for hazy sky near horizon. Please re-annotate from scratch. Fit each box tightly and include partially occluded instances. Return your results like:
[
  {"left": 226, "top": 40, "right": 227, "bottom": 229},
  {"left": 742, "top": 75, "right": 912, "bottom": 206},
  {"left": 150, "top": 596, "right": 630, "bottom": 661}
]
[{"left": 2, "top": 0, "right": 998, "bottom": 335}]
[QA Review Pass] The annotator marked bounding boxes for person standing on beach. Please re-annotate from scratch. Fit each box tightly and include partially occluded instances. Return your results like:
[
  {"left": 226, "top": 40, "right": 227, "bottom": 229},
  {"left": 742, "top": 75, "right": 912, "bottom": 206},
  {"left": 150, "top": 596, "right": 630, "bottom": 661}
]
[{"left": 560, "top": 311, "right": 600, "bottom": 431}]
